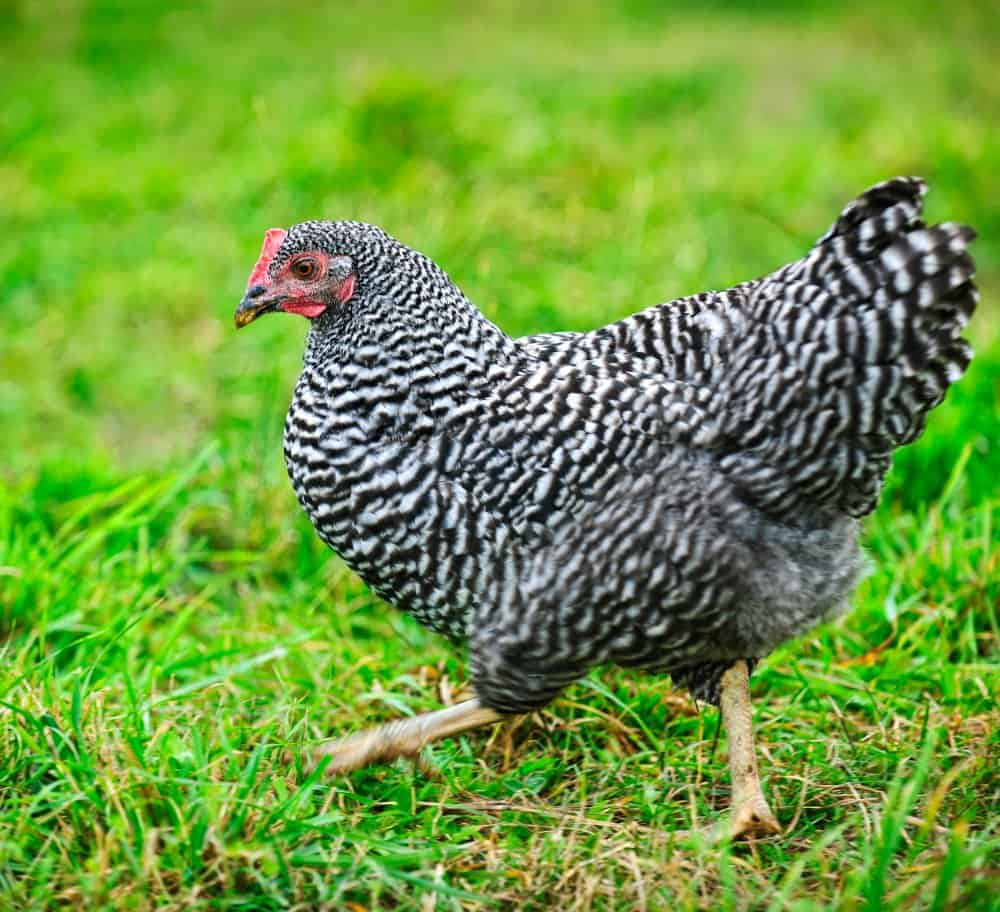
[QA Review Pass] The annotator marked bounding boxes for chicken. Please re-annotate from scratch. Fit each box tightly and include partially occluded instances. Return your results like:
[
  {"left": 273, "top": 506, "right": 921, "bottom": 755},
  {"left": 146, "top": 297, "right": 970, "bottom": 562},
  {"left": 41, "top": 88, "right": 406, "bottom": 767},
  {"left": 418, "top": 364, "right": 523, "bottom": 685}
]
[{"left": 235, "top": 178, "right": 977, "bottom": 837}]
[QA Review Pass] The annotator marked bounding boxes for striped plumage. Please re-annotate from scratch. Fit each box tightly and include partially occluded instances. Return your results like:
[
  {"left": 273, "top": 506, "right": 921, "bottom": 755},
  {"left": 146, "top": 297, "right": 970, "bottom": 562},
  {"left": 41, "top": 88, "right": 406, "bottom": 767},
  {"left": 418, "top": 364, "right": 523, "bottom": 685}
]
[{"left": 244, "top": 177, "right": 977, "bottom": 715}]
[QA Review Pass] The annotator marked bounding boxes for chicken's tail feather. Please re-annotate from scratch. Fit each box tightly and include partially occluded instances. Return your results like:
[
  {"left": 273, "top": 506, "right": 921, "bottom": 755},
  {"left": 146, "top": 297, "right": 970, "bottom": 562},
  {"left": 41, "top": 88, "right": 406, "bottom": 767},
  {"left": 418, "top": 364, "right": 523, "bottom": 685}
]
[{"left": 722, "top": 177, "right": 978, "bottom": 518}]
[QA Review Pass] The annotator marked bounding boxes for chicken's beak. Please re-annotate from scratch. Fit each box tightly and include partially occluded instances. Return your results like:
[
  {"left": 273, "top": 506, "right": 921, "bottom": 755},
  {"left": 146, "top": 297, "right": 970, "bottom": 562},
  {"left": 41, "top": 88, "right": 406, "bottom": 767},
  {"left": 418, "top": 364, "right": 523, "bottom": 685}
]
[{"left": 235, "top": 285, "right": 283, "bottom": 328}]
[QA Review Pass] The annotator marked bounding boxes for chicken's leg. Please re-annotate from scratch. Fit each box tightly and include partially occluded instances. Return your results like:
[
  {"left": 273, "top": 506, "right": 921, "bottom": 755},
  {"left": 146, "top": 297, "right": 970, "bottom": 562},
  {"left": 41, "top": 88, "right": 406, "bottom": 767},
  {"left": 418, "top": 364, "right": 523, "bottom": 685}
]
[
  {"left": 316, "top": 699, "right": 504, "bottom": 774},
  {"left": 718, "top": 660, "right": 781, "bottom": 838}
]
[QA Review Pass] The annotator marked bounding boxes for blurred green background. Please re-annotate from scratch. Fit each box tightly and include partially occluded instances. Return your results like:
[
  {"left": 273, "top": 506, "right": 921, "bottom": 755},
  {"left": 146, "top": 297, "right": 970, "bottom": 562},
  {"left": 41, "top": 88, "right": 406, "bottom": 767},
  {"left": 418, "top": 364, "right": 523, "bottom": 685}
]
[{"left": 1, "top": 1, "right": 997, "bottom": 909}]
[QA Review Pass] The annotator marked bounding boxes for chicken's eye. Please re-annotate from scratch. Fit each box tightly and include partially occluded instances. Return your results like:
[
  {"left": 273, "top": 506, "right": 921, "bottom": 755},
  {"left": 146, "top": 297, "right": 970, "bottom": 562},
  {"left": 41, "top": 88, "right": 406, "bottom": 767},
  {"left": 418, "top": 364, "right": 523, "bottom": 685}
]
[{"left": 291, "top": 258, "right": 319, "bottom": 280}]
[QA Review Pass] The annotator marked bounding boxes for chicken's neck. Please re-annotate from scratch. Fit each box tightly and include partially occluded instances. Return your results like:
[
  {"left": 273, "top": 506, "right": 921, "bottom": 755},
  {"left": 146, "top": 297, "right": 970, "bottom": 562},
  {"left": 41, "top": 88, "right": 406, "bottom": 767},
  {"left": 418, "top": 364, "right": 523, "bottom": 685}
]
[{"left": 302, "top": 275, "right": 519, "bottom": 387}]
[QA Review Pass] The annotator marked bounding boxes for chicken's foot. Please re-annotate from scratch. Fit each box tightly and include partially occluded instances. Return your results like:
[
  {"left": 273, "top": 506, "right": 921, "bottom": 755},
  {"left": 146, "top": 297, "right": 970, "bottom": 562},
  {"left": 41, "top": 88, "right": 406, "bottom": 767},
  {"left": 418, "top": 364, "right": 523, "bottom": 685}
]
[
  {"left": 316, "top": 699, "right": 504, "bottom": 774},
  {"left": 717, "top": 659, "right": 781, "bottom": 839}
]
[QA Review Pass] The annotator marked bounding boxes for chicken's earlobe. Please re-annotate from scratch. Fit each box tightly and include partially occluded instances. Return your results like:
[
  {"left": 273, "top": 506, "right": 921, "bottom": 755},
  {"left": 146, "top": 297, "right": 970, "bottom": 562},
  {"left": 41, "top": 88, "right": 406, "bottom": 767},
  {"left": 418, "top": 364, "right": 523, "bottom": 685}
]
[{"left": 337, "top": 273, "right": 356, "bottom": 304}]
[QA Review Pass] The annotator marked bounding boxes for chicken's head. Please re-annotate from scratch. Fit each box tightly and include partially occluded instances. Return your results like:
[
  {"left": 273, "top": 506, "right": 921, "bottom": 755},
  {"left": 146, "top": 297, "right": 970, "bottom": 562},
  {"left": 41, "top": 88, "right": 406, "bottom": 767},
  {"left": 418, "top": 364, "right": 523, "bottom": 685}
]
[{"left": 234, "top": 226, "right": 358, "bottom": 328}]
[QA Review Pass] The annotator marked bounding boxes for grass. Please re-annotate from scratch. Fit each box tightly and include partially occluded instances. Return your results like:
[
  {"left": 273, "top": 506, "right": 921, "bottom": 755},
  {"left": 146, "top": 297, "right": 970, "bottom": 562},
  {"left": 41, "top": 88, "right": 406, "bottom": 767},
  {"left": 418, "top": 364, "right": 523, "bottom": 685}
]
[{"left": 1, "top": 0, "right": 998, "bottom": 908}]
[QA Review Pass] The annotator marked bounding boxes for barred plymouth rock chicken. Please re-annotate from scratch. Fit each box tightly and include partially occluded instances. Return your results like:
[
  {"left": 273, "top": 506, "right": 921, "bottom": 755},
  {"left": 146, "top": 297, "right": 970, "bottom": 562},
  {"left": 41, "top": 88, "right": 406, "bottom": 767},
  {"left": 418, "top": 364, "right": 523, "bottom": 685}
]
[{"left": 235, "top": 178, "right": 977, "bottom": 837}]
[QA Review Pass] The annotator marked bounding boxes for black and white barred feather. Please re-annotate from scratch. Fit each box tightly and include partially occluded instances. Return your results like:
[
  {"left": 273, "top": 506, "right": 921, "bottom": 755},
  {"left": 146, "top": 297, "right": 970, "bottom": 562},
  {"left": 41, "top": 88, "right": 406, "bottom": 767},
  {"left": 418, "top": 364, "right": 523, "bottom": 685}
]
[{"left": 273, "top": 178, "right": 976, "bottom": 711}]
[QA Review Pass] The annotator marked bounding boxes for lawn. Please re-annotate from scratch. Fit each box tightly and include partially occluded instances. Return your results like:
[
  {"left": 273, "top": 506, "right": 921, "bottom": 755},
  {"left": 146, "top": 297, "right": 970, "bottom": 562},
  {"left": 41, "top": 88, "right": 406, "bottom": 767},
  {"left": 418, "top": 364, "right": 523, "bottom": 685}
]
[{"left": 1, "top": 1, "right": 998, "bottom": 909}]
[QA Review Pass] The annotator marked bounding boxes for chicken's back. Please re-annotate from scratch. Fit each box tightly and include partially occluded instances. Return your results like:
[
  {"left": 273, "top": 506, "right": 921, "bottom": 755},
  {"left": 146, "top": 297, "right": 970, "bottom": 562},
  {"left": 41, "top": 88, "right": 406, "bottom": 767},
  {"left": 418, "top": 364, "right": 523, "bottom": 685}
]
[{"left": 524, "top": 177, "right": 978, "bottom": 521}]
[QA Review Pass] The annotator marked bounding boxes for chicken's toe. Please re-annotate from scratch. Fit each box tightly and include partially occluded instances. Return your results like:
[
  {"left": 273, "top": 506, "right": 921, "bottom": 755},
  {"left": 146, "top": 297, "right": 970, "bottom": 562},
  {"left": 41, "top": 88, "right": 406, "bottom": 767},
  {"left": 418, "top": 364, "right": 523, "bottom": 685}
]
[
  {"left": 728, "top": 793, "right": 781, "bottom": 839},
  {"left": 313, "top": 699, "right": 504, "bottom": 776}
]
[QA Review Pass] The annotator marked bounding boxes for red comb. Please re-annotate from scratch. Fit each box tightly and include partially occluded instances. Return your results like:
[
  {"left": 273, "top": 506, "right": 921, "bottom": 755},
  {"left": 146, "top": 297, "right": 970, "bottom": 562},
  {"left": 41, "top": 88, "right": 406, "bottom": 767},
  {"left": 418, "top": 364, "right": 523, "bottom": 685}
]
[{"left": 247, "top": 228, "right": 288, "bottom": 288}]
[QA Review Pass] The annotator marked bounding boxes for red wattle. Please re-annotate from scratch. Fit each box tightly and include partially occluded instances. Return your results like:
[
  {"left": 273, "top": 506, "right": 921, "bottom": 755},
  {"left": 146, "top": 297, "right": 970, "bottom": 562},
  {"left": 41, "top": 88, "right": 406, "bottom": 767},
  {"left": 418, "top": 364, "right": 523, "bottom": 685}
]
[{"left": 281, "top": 300, "right": 327, "bottom": 319}]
